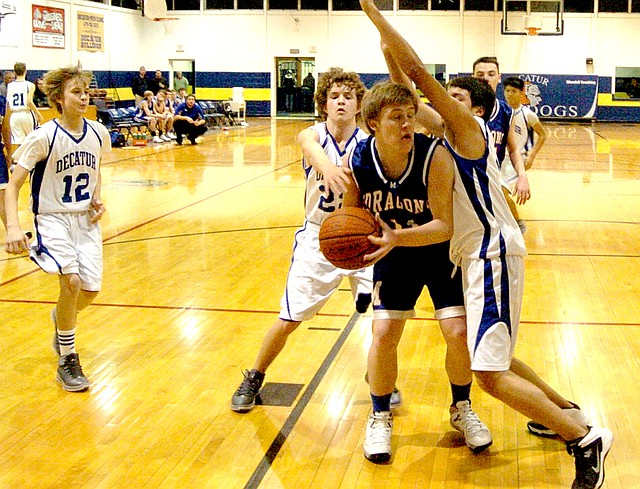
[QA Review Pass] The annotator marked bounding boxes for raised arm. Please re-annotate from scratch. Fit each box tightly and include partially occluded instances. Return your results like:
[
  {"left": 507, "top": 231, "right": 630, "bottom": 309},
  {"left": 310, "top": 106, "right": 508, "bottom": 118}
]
[
  {"left": 360, "top": 0, "right": 483, "bottom": 158},
  {"left": 381, "top": 41, "right": 444, "bottom": 137}
]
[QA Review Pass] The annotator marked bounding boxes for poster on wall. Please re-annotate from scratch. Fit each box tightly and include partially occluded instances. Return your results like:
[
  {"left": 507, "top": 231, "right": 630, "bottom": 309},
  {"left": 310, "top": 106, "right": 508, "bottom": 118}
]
[
  {"left": 0, "top": 0, "right": 19, "bottom": 47},
  {"left": 458, "top": 73, "right": 599, "bottom": 119},
  {"left": 32, "top": 4, "right": 65, "bottom": 49},
  {"left": 510, "top": 74, "right": 599, "bottom": 119},
  {"left": 77, "top": 11, "right": 104, "bottom": 52}
]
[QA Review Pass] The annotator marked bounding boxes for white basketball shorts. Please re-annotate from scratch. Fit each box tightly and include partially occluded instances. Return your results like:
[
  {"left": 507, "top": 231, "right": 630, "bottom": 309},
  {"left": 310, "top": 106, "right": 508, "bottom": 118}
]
[
  {"left": 279, "top": 221, "right": 373, "bottom": 322},
  {"left": 30, "top": 212, "right": 103, "bottom": 291},
  {"left": 462, "top": 254, "right": 524, "bottom": 371}
]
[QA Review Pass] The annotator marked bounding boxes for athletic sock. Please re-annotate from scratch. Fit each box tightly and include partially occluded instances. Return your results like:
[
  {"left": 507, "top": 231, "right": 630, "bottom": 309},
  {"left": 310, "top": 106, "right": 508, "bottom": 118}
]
[
  {"left": 451, "top": 381, "right": 472, "bottom": 406},
  {"left": 371, "top": 393, "right": 392, "bottom": 413},
  {"left": 57, "top": 328, "right": 77, "bottom": 356}
]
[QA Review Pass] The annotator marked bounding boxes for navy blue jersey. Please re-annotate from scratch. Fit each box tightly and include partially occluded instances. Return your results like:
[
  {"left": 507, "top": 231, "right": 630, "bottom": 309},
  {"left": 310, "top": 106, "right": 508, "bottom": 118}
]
[
  {"left": 487, "top": 98, "right": 513, "bottom": 165},
  {"left": 349, "top": 132, "right": 441, "bottom": 230},
  {"left": 348, "top": 132, "right": 464, "bottom": 315}
]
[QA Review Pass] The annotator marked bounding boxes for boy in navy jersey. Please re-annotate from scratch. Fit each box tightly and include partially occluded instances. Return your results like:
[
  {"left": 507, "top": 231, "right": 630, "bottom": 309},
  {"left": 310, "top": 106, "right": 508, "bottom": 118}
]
[
  {"left": 472, "top": 57, "right": 531, "bottom": 232},
  {"left": 359, "top": 1, "right": 612, "bottom": 487},
  {"left": 344, "top": 80, "right": 493, "bottom": 462},
  {"left": 5, "top": 65, "right": 111, "bottom": 392}
]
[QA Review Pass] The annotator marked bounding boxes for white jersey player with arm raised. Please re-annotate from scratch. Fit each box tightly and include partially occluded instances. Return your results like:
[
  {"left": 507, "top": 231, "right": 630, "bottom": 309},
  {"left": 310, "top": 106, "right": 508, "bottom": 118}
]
[{"left": 359, "top": 1, "right": 612, "bottom": 487}]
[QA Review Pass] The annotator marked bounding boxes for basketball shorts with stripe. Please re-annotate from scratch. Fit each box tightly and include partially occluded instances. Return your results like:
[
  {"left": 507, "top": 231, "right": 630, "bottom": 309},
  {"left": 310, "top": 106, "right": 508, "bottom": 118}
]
[
  {"left": 462, "top": 254, "right": 525, "bottom": 371},
  {"left": 30, "top": 212, "right": 103, "bottom": 291}
]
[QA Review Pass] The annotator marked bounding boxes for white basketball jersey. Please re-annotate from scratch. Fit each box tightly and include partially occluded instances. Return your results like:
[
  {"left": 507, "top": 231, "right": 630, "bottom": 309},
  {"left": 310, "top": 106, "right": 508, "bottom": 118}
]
[
  {"left": 445, "top": 116, "right": 526, "bottom": 261},
  {"left": 503, "top": 104, "right": 539, "bottom": 164},
  {"left": 13, "top": 118, "right": 111, "bottom": 215},
  {"left": 6, "top": 80, "right": 34, "bottom": 112},
  {"left": 303, "top": 122, "right": 367, "bottom": 226}
]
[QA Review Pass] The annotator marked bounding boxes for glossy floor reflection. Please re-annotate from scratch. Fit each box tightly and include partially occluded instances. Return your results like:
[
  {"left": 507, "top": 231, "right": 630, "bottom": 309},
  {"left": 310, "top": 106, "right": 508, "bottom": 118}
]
[{"left": 1, "top": 119, "right": 639, "bottom": 488}]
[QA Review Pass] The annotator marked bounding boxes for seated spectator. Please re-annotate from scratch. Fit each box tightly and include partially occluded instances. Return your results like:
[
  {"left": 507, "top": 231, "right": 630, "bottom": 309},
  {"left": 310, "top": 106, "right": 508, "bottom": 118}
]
[
  {"left": 153, "top": 90, "right": 175, "bottom": 141},
  {"left": 173, "top": 94, "right": 207, "bottom": 145},
  {"left": 175, "top": 87, "right": 187, "bottom": 106},
  {"left": 134, "top": 90, "right": 161, "bottom": 143},
  {"left": 33, "top": 77, "right": 49, "bottom": 108},
  {"left": 167, "top": 89, "right": 178, "bottom": 114}
]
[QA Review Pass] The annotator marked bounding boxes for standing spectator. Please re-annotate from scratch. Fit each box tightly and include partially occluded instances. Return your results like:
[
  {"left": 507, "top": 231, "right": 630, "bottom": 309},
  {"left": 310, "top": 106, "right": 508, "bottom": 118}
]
[
  {"left": 302, "top": 72, "right": 315, "bottom": 92},
  {"left": 627, "top": 78, "right": 640, "bottom": 99},
  {"left": 6, "top": 62, "right": 42, "bottom": 149},
  {"left": 173, "top": 94, "right": 207, "bottom": 145},
  {"left": 4, "top": 65, "right": 111, "bottom": 392},
  {"left": 33, "top": 77, "right": 49, "bottom": 108},
  {"left": 0, "top": 70, "right": 15, "bottom": 97},
  {"left": 131, "top": 66, "right": 149, "bottom": 106},
  {"left": 301, "top": 72, "right": 315, "bottom": 112},
  {"left": 282, "top": 70, "right": 296, "bottom": 112},
  {"left": 149, "top": 70, "right": 168, "bottom": 95},
  {"left": 173, "top": 71, "right": 189, "bottom": 93}
]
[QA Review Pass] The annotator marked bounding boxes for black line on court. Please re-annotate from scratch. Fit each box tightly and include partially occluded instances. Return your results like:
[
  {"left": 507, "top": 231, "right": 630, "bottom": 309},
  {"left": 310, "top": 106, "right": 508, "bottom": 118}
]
[{"left": 243, "top": 312, "right": 361, "bottom": 489}]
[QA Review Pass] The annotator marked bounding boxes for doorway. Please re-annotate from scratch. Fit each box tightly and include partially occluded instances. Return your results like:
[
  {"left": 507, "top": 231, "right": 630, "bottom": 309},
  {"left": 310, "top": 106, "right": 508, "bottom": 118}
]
[
  {"left": 275, "top": 57, "right": 315, "bottom": 116},
  {"left": 169, "top": 59, "right": 196, "bottom": 95}
]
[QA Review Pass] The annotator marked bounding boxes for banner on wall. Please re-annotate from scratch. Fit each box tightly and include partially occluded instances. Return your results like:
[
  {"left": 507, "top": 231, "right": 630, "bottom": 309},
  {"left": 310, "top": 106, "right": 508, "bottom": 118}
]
[
  {"left": 510, "top": 74, "right": 598, "bottom": 119},
  {"left": 77, "top": 11, "right": 104, "bottom": 52},
  {"left": 0, "top": 0, "right": 19, "bottom": 47},
  {"left": 32, "top": 4, "right": 65, "bottom": 49},
  {"left": 458, "top": 73, "right": 599, "bottom": 119}
]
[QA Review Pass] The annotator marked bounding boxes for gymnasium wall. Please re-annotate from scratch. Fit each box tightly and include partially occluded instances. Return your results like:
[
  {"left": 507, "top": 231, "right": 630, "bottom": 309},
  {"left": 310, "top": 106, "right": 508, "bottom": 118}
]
[{"left": 2, "top": 1, "right": 640, "bottom": 120}]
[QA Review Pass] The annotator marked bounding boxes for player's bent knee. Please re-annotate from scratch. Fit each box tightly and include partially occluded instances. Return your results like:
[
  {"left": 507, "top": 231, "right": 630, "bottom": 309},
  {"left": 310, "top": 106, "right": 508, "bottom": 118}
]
[
  {"left": 474, "top": 370, "right": 504, "bottom": 396},
  {"left": 60, "top": 273, "right": 82, "bottom": 295}
]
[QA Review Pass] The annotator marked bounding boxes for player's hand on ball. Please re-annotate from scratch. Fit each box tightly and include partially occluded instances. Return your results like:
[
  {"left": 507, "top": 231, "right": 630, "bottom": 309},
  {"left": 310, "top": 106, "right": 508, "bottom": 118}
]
[{"left": 363, "top": 214, "right": 396, "bottom": 264}]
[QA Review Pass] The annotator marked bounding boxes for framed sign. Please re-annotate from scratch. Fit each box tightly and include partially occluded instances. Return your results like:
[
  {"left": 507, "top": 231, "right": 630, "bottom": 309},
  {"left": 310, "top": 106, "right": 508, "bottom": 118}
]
[
  {"left": 32, "top": 4, "right": 65, "bottom": 49},
  {"left": 77, "top": 11, "right": 104, "bottom": 52}
]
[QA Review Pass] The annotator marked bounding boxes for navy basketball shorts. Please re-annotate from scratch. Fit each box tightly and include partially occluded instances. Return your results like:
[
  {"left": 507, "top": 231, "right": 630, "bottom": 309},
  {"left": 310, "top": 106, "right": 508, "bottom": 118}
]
[{"left": 372, "top": 241, "right": 465, "bottom": 321}]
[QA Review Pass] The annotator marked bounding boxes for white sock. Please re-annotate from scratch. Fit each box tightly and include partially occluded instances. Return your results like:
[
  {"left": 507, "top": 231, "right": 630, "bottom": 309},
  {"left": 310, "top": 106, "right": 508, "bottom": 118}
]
[{"left": 57, "top": 328, "right": 76, "bottom": 356}]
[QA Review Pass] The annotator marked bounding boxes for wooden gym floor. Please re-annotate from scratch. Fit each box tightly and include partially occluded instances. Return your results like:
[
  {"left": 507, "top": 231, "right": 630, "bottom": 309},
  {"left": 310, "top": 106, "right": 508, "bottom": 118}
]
[{"left": 1, "top": 119, "right": 639, "bottom": 488}]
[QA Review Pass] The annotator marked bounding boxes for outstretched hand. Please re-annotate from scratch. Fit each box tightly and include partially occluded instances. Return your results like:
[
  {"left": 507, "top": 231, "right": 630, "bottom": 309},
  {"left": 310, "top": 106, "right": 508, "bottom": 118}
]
[{"left": 322, "top": 164, "right": 354, "bottom": 197}]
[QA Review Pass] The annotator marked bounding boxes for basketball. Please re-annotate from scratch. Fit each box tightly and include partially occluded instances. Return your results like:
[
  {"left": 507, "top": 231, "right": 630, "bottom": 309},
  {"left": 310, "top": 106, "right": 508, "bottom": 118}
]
[{"left": 319, "top": 207, "right": 380, "bottom": 270}]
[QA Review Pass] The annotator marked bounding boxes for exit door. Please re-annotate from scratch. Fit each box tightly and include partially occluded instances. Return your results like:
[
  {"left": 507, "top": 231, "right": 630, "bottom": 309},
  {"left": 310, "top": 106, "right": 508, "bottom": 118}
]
[{"left": 275, "top": 57, "right": 315, "bottom": 116}]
